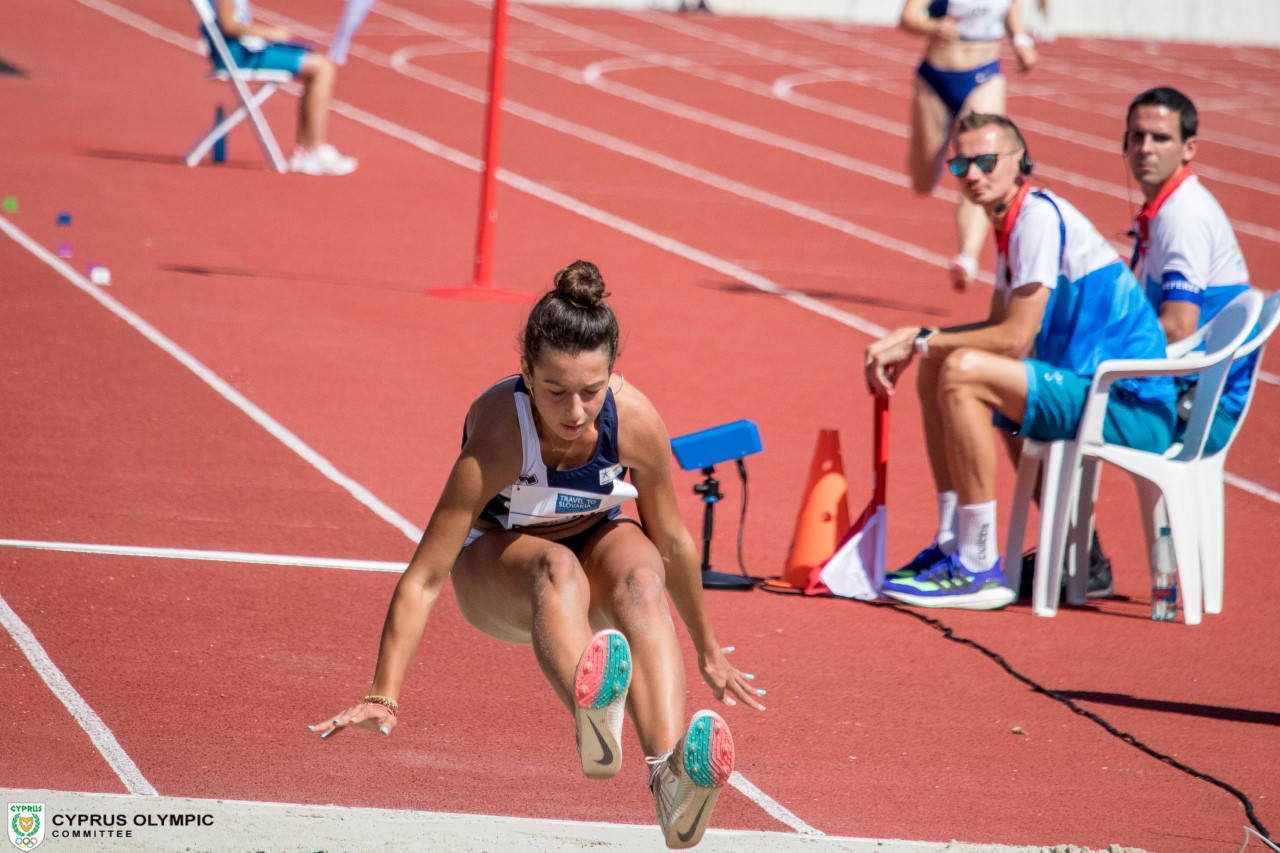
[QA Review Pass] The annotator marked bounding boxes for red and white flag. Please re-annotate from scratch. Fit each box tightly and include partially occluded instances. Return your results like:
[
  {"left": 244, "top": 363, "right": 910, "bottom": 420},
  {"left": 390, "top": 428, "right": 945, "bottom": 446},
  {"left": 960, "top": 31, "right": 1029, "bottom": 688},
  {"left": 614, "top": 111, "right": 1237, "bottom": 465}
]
[{"left": 814, "top": 396, "right": 887, "bottom": 599}]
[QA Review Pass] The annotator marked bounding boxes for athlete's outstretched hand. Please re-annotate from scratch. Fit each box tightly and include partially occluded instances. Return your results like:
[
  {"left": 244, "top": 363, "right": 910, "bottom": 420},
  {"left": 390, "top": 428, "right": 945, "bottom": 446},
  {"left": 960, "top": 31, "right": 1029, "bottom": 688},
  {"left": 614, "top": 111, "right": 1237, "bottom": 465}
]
[
  {"left": 699, "top": 645, "right": 766, "bottom": 711},
  {"left": 308, "top": 700, "right": 398, "bottom": 739}
]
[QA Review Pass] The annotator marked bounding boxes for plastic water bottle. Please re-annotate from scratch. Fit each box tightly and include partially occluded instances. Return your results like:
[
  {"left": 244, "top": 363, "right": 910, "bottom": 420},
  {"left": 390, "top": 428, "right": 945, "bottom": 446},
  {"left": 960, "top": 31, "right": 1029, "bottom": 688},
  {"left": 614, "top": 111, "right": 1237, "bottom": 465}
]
[
  {"left": 1151, "top": 526, "right": 1178, "bottom": 622},
  {"left": 212, "top": 105, "right": 227, "bottom": 164}
]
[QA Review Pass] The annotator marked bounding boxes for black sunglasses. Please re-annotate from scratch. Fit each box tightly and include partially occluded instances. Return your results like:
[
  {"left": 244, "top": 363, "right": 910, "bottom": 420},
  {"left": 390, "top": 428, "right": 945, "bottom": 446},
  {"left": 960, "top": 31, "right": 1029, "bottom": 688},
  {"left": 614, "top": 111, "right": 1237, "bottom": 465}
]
[{"left": 947, "top": 152, "right": 1014, "bottom": 176}]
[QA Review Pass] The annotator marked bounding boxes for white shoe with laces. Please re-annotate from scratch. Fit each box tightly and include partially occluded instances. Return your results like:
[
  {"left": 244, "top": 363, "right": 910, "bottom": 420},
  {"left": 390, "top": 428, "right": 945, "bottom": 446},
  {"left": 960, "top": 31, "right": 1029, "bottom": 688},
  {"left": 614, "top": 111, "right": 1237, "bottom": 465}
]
[
  {"left": 647, "top": 710, "right": 734, "bottom": 849},
  {"left": 289, "top": 144, "right": 358, "bottom": 176}
]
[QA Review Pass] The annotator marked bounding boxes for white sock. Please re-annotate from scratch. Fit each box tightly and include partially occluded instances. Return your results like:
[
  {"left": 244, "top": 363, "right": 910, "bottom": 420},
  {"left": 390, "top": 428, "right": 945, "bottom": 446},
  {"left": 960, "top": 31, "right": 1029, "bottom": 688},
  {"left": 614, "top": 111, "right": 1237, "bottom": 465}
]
[
  {"left": 957, "top": 501, "right": 998, "bottom": 572},
  {"left": 935, "top": 490, "right": 958, "bottom": 554}
]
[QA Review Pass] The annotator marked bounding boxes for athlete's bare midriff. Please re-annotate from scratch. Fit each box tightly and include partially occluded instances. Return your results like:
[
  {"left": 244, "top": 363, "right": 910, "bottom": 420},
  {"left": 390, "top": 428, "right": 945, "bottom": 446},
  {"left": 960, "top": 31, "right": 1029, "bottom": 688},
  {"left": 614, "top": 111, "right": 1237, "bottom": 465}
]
[{"left": 924, "top": 38, "right": 1001, "bottom": 72}]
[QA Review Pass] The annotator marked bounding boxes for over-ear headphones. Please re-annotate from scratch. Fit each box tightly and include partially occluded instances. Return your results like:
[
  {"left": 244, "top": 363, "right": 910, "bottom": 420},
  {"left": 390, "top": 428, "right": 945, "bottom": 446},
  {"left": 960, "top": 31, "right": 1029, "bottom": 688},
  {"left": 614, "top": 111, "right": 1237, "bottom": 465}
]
[{"left": 1010, "top": 122, "right": 1034, "bottom": 175}]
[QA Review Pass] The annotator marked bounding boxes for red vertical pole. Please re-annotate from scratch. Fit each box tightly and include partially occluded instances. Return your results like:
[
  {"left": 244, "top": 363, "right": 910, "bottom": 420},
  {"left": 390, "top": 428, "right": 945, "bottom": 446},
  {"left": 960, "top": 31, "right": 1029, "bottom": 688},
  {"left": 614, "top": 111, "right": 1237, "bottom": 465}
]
[
  {"left": 425, "top": 0, "right": 530, "bottom": 303},
  {"left": 471, "top": 0, "right": 507, "bottom": 290},
  {"left": 872, "top": 395, "right": 889, "bottom": 507}
]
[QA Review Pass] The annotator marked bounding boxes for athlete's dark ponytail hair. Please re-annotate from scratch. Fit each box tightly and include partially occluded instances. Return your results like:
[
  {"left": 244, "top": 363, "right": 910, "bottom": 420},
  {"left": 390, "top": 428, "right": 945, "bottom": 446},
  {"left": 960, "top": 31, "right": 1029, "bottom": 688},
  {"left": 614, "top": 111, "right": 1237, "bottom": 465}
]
[{"left": 521, "top": 260, "right": 621, "bottom": 368}]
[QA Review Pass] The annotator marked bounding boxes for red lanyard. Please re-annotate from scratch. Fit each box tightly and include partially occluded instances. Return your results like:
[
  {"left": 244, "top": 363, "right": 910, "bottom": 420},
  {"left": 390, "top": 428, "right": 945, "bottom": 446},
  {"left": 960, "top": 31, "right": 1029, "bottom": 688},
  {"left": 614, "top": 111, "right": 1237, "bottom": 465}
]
[
  {"left": 995, "top": 182, "right": 1034, "bottom": 258},
  {"left": 1132, "top": 164, "right": 1193, "bottom": 271}
]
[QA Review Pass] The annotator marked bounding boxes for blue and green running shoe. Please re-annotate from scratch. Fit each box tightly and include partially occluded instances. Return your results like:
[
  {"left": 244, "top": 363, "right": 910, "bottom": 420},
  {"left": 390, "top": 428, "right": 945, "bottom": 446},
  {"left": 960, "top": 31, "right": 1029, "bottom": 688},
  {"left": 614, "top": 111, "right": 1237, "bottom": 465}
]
[
  {"left": 885, "top": 543, "right": 948, "bottom": 582},
  {"left": 881, "top": 552, "right": 1014, "bottom": 610}
]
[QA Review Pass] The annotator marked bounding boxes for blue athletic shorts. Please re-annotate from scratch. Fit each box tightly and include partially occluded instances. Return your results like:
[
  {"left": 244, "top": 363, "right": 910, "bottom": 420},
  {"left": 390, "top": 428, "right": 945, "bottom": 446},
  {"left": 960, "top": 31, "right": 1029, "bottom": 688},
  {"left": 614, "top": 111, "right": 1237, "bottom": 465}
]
[
  {"left": 995, "top": 359, "right": 1176, "bottom": 453},
  {"left": 916, "top": 59, "right": 1002, "bottom": 116},
  {"left": 211, "top": 39, "right": 308, "bottom": 75}
]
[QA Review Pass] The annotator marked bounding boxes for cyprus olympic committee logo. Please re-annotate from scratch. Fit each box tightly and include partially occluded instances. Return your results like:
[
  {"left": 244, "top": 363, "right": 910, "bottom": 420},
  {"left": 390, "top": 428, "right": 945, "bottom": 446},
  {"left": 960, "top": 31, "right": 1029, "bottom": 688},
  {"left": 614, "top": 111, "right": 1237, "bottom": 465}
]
[{"left": 8, "top": 803, "right": 44, "bottom": 850}]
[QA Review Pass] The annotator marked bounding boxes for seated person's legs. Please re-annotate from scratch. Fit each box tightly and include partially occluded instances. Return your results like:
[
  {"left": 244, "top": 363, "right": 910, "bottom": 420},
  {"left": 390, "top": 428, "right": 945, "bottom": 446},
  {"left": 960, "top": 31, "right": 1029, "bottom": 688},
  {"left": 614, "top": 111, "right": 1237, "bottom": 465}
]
[
  {"left": 212, "top": 38, "right": 356, "bottom": 175},
  {"left": 289, "top": 53, "right": 358, "bottom": 175},
  {"left": 882, "top": 349, "right": 1024, "bottom": 610}
]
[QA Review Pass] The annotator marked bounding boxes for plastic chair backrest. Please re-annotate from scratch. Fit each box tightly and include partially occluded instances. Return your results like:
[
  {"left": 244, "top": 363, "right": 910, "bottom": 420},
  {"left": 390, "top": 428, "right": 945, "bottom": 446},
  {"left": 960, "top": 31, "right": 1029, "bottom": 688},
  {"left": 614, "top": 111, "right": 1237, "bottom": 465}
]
[
  {"left": 190, "top": 0, "right": 215, "bottom": 26},
  {"left": 189, "top": 0, "right": 240, "bottom": 73},
  {"left": 1174, "top": 290, "right": 1264, "bottom": 460},
  {"left": 1214, "top": 289, "right": 1280, "bottom": 452}
]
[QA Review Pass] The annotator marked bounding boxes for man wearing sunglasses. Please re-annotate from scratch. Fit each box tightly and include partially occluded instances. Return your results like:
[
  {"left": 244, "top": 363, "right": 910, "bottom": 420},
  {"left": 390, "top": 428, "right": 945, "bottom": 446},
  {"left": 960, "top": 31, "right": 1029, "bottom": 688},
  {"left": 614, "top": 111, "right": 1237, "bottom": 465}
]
[{"left": 864, "top": 113, "right": 1176, "bottom": 611}]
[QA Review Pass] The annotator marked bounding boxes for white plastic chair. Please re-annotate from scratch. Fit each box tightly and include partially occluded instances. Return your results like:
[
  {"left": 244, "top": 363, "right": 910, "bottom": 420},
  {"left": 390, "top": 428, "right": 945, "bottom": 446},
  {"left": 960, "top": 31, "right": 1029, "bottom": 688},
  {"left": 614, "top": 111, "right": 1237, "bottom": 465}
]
[
  {"left": 1004, "top": 288, "right": 1263, "bottom": 624},
  {"left": 185, "top": 0, "right": 290, "bottom": 173},
  {"left": 1174, "top": 289, "right": 1280, "bottom": 614}
]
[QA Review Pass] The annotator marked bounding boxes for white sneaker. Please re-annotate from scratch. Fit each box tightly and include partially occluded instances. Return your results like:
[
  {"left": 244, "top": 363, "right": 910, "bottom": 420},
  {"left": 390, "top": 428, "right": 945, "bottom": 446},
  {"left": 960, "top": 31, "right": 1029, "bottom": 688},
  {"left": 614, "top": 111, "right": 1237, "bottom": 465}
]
[
  {"left": 647, "top": 710, "right": 735, "bottom": 849},
  {"left": 573, "top": 629, "right": 631, "bottom": 780},
  {"left": 289, "top": 144, "right": 358, "bottom": 176}
]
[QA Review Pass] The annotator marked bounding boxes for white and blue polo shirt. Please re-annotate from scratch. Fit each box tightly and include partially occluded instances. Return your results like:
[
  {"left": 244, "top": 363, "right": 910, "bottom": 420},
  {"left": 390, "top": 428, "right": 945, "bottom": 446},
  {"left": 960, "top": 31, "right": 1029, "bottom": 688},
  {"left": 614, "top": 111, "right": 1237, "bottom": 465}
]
[
  {"left": 1133, "top": 173, "right": 1254, "bottom": 414},
  {"left": 999, "top": 187, "right": 1174, "bottom": 405}
]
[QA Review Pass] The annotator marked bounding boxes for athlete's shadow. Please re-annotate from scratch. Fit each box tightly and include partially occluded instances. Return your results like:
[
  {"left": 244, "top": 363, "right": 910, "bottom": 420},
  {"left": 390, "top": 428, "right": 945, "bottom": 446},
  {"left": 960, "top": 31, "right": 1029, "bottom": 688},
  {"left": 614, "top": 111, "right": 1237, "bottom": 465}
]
[
  {"left": 159, "top": 262, "right": 420, "bottom": 293},
  {"left": 1055, "top": 690, "right": 1280, "bottom": 727},
  {"left": 702, "top": 279, "right": 952, "bottom": 317},
  {"left": 82, "top": 148, "right": 268, "bottom": 170}
]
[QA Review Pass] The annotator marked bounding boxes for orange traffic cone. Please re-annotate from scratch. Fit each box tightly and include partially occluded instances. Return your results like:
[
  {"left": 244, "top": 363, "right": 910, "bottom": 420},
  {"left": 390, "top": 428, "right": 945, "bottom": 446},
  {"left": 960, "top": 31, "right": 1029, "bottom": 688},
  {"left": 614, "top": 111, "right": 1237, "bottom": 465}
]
[{"left": 765, "top": 430, "right": 851, "bottom": 591}]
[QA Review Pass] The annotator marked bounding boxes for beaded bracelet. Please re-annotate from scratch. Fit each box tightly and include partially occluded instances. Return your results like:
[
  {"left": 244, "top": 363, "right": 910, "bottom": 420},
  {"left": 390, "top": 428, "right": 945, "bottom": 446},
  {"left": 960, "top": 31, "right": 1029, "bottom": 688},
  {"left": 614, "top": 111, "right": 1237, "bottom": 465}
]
[{"left": 362, "top": 694, "right": 400, "bottom": 715}]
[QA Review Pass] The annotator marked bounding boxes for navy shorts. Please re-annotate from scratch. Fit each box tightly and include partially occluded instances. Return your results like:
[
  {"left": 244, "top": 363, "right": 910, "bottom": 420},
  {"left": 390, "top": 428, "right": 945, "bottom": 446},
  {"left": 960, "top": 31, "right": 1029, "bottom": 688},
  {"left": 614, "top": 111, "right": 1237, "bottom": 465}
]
[{"left": 916, "top": 59, "right": 1002, "bottom": 115}]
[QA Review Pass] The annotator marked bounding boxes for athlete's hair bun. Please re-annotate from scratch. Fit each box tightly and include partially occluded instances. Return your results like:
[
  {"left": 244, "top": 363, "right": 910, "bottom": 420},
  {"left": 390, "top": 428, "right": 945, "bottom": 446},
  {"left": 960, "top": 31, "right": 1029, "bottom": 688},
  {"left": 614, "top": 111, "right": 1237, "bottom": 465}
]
[
  {"left": 522, "top": 260, "right": 620, "bottom": 367},
  {"left": 553, "top": 260, "right": 609, "bottom": 308}
]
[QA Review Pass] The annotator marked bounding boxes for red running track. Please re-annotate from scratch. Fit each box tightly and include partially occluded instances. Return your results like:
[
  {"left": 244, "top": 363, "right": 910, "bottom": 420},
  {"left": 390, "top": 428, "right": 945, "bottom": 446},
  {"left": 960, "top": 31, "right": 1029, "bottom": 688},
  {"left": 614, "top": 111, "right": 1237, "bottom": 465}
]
[{"left": 2, "top": 1, "right": 1279, "bottom": 850}]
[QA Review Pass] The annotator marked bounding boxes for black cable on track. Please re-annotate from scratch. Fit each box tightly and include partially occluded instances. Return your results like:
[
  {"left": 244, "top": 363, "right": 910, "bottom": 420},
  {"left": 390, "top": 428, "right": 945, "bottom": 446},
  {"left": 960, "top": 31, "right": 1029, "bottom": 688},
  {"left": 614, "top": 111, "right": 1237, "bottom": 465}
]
[
  {"left": 876, "top": 599, "right": 1273, "bottom": 845},
  {"left": 722, "top": 455, "right": 1273, "bottom": 844}
]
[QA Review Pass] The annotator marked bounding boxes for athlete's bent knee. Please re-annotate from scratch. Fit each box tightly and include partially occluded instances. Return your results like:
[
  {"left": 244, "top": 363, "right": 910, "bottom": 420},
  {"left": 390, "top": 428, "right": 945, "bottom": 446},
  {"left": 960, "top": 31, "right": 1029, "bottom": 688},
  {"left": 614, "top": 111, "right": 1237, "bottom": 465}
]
[
  {"left": 608, "top": 564, "right": 666, "bottom": 617},
  {"left": 531, "top": 546, "right": 589, "bottom": 598},
  {"left": 937, "top": 348, "right": 994, "bottom": 394}
]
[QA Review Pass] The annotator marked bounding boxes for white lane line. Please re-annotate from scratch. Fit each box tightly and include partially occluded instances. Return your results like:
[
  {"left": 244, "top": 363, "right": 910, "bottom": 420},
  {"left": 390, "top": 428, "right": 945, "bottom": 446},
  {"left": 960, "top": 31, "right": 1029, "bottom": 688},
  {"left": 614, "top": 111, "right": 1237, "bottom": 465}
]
[
  {"left": 383, "top": 45, "right": 958, "bottom": 278},
  {"left": 1224, "top": 472, "right": 1280, "bottom": 504},
  {"left": 0, "top": 539, "right": 405, "bottom": 573},
  {"left": 728, "top": 771, "right": 823, "bottom": 836},
  {"left": 516, "top": 5, "right": 1280, "bottom": 242},
  {"left": 480, "top": 2, "right": 1280, "bottom": 243},
  {"left": 326, "top": 95, "right": 892, "bottom": 342},
  {"left": 1258, "top": 370, "right": 1280, "bottom": 386},
  {"left": 741, "top": 16, "right": 1280, "bottom": 199},
  {"left": 0, "top": 595, "right": 158, "bottom": 796},
  {"left": 21, "top": 1, "right": 1280, "bottom": 832},
  {"left": 45, "top": 4, "right": 840, "bottom": 837},
  {"left": 375, "top": 3, "right": 964, "bottom": 202},
  {"left": 60, "top": 1, "right": 1280, "bottom": 507},
  {"left": 0, "top": 215, "right": 425, "bottom": 546}
]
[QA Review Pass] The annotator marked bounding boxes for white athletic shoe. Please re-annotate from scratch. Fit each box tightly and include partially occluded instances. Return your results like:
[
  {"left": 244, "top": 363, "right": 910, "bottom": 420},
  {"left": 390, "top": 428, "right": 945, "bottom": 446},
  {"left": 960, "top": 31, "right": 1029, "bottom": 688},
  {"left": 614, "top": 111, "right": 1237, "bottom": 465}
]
[
  {"left": 647, "top": 710, "right": 735, "bottom": 849},
  {"left": 573, "top": 629, "right": 631, "bottom": 780},
  {"left": 289, "top": 144, "right": 358, "bottom": 176}
]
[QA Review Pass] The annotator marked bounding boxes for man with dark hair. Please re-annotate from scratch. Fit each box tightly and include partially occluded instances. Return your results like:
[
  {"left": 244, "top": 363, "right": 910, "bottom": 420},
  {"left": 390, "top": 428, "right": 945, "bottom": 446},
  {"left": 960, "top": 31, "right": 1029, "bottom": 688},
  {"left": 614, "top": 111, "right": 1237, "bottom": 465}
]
[
  {"left": 864, "top": 113, "right": 1176, "bottom": 610},
  {"left": 1126, "top": 86, "right": 1254, "bottom": 454}
]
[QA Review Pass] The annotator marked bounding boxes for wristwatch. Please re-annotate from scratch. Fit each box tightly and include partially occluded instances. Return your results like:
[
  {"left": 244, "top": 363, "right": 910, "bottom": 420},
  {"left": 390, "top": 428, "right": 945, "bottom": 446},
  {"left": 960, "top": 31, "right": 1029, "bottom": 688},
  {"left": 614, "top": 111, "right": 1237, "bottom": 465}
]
[{"left": 914, "top": 327, "right": 937, "bottom": 358}]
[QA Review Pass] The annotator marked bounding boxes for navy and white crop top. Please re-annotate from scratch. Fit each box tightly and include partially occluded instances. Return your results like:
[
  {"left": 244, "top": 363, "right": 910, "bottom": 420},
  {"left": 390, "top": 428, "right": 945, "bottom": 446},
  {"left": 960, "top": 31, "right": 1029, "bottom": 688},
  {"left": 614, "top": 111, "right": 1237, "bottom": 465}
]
[
  {"left": 927, "top": 0, "right": 1011, "bottom": 41},
  {"left": 470, "top": 377, "right": 638, "bottom": 531}
]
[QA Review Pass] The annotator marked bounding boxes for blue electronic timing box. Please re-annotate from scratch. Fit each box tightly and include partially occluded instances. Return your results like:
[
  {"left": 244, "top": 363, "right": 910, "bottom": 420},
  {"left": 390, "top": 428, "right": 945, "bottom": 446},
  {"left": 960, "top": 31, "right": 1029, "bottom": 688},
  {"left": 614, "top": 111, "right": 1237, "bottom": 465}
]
[{"left": 670, "top": 419, "right": 763, "bottom": 471}]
